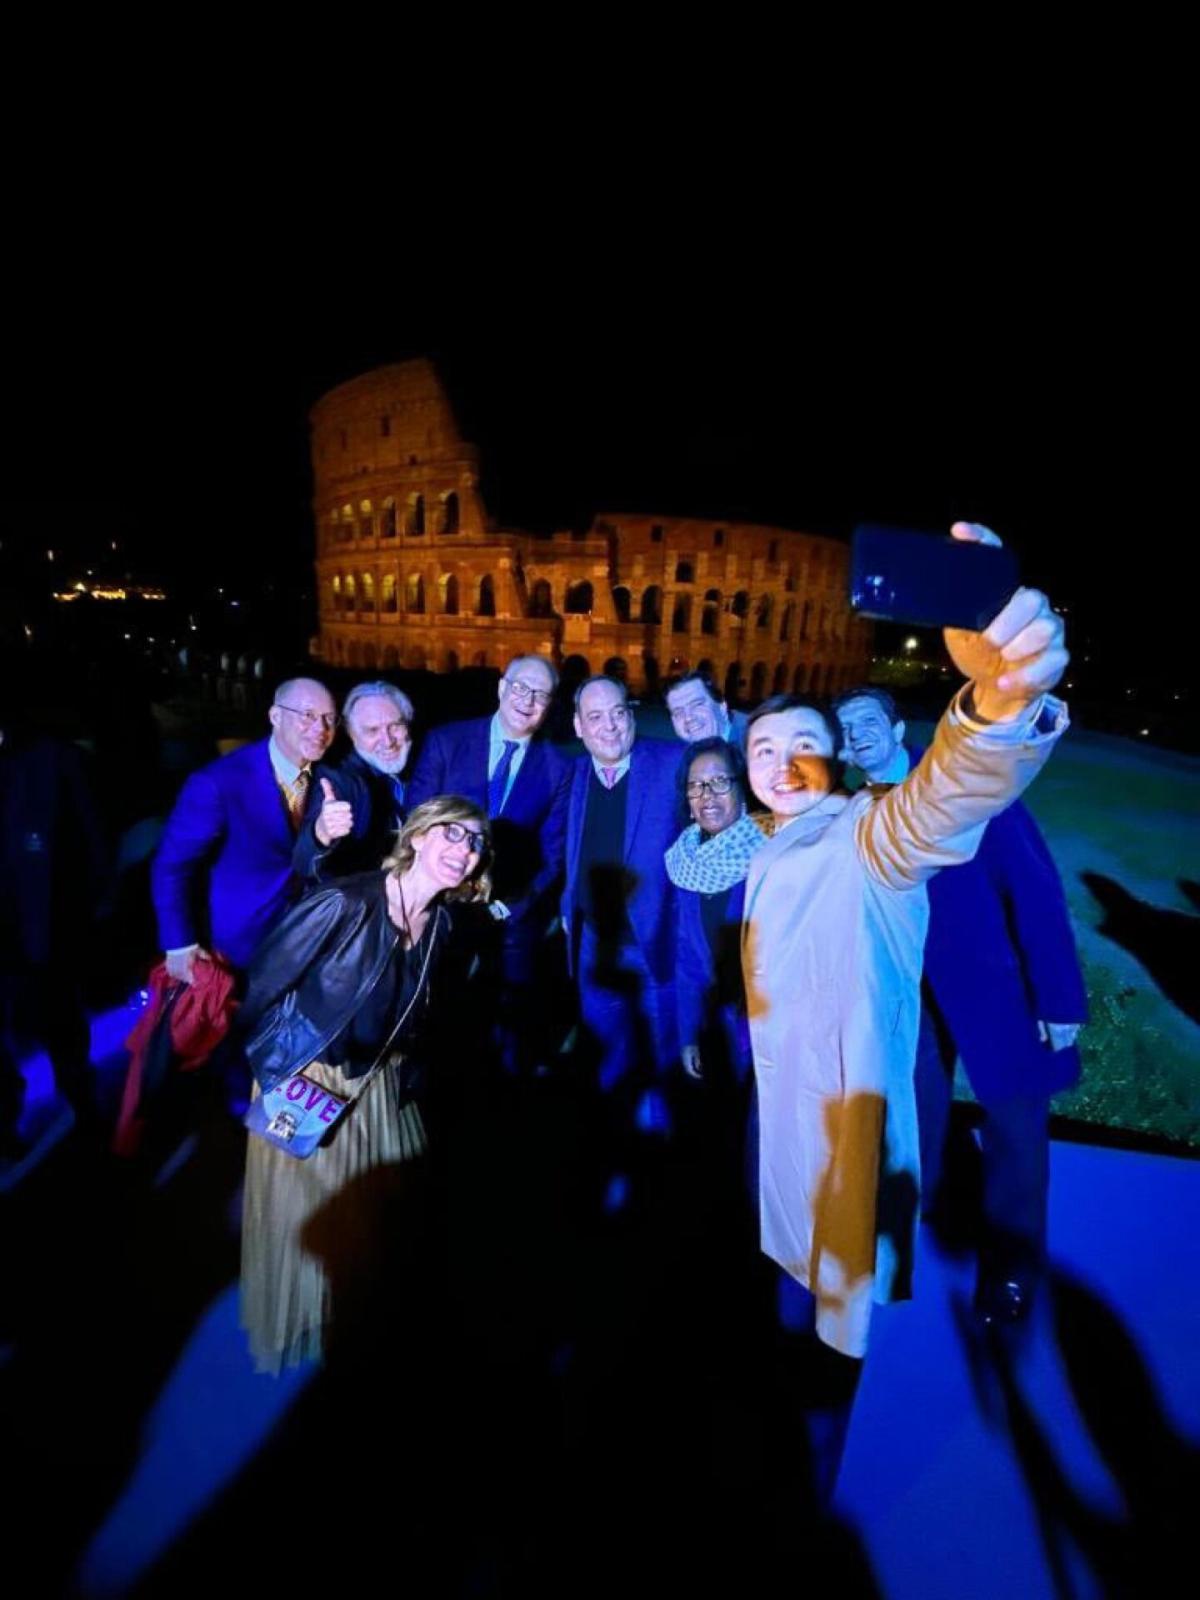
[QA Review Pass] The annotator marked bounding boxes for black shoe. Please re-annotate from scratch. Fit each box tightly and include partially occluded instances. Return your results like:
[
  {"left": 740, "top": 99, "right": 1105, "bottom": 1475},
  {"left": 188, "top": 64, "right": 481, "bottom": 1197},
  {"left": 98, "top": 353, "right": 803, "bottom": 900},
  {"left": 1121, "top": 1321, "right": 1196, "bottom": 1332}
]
[{"left": 975, "top": 1275, "right": 1035, "bottom": 1327}]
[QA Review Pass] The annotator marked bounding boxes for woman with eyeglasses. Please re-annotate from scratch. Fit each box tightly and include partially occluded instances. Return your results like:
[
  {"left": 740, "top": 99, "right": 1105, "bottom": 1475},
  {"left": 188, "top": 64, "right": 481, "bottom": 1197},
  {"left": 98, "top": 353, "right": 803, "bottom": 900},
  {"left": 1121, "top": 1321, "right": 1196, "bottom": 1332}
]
[
  {"left": 237, "top": 795, "right": 492, "bottom": 1373},
  {"left": 665, "top": 739, "right": 767, "bottom": 1093}
]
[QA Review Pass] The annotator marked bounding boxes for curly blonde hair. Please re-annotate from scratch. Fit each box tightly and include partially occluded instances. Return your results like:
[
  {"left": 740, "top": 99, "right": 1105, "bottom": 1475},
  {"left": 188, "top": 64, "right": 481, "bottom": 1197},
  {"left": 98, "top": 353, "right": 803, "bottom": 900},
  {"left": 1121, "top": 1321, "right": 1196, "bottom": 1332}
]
[{"left": 384, "top": 795, "right": 493, "bottom": 903}]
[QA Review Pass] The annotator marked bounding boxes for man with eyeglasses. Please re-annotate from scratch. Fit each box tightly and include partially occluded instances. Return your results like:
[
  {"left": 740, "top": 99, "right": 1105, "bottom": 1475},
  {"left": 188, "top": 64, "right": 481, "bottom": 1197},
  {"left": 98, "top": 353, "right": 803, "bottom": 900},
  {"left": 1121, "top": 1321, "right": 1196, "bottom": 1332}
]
[
  {"left": 294, "top": 681, "right": 415, "bottom": 882},
  {"left": 563, "top": 675, "right": 681, "bottom": 1101},
  {"left": 407, "top": 655, "right": 571, "bottom": 1072},
  {"left": 152, "top": 677, "right": 338, "bottom": 982}
]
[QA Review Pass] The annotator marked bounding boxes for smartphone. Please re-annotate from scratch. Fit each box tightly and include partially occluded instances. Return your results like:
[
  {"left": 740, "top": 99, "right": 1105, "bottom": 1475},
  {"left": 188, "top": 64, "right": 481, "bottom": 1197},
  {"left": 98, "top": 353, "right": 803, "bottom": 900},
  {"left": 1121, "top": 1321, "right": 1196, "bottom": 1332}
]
[{"left": 848, "top": 523, "right": 1020, "bottom": 632}]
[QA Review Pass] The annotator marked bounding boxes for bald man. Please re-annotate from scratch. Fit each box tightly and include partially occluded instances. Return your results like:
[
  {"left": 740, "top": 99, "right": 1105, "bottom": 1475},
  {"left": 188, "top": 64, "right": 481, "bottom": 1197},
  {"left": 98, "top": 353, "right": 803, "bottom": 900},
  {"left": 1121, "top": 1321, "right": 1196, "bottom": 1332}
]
[{"left": 152, "top": 676, "right": 338, "bottom": 977}]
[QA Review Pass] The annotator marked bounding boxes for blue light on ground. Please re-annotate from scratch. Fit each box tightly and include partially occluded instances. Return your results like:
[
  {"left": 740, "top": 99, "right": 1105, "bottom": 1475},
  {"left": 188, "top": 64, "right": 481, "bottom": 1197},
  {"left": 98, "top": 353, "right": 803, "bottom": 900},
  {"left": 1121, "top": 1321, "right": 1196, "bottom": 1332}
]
[{"left": 73, "top": 1283, "right": 315, "bottom": 1598}]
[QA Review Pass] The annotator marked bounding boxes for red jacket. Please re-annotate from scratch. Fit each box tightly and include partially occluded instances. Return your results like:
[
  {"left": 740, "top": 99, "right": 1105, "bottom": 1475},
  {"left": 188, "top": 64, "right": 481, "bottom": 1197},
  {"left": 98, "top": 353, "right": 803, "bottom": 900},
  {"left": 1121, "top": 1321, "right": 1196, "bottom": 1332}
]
[{"left": 111, "top": 956, "right": 238, "bottom": 1156}]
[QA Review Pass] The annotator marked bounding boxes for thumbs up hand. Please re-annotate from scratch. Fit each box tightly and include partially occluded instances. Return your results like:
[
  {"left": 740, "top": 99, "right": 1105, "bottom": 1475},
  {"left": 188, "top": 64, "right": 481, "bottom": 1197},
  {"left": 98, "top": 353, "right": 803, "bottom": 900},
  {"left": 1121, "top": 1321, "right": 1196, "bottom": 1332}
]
[{"left": 314, "top": 776, "right": 355, "bottom": 846}]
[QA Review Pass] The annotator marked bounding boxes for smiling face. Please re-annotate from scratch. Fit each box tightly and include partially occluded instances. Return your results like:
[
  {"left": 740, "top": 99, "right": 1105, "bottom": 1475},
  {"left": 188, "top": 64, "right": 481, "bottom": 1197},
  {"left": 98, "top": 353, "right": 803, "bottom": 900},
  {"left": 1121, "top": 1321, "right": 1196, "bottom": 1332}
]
[
  {"left": 747, "top": 707, "right": 836, "bottom": 824},
  {"left": 686, "top": 749, "right": 743, "bottom": 837},
  {"left": 268, "top": 679, "right": 337, "bottom": 766},
  {"left": 835, "top": 696, "right": 904, "bottom": 781},
  {"left": 498, "top": 657, "right": 556, "bottom": 740},
  {"left": 348, "top": 694, "right": 412, "bottom": 776},
  {"left": 667, "top": 680, "right": 725, "bottom": 743},
  {"left": 411, "top": 820, "right": 485, "bottom": 894},
  {"left": 574, "top": 679, "right": 636, "bottom": 764}
]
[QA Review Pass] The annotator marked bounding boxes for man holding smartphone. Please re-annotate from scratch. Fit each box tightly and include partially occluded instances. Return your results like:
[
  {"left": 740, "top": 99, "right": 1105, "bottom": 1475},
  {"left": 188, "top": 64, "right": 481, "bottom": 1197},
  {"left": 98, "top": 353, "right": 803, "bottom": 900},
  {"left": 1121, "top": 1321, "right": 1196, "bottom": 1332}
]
[{"left": 834, "top": 682, "right": 1087, "bottom": 1326}]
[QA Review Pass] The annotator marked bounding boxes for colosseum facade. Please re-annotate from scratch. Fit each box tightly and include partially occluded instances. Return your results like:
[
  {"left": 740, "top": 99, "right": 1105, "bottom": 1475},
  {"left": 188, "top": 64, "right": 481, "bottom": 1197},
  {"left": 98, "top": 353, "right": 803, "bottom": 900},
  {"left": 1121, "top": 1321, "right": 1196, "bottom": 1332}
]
[{"left": 312, "top": 361, "right": 872, "bottom": 699}]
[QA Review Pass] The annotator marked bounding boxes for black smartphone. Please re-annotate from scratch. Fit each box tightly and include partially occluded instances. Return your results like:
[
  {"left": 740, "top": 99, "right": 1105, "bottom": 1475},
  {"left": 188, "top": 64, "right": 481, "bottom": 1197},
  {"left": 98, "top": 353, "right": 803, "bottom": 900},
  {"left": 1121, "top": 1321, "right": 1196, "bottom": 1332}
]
[{"left": 848, "top": 523, "right": 1020, "bottom": 632}]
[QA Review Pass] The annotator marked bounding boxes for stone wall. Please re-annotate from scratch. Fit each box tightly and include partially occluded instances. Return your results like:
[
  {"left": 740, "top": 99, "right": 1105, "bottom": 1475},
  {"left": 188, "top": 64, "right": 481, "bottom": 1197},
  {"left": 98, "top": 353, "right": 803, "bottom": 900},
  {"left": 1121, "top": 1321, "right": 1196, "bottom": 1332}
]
[{"left": 313, "top": 362, "right": 871, "bottom": 697}]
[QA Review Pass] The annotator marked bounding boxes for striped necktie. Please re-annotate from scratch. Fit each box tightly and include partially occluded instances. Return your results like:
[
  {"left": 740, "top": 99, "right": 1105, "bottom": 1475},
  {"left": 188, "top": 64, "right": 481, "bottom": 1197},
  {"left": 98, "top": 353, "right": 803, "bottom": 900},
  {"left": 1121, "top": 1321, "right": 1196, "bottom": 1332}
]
[{"left": 283, "top": 768, "right": 310, "bottom": 830}]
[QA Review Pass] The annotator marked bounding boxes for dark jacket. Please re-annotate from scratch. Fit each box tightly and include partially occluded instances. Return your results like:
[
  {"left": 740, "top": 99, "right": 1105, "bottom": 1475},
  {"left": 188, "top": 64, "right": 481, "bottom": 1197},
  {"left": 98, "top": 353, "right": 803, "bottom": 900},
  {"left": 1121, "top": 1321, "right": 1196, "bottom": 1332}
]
[
  {"left": 238, "top": 871, "right": 452, "bottom": 1092},
  {"left": 562, "top": 739, "right": 681, "bottom": 983},
  {"left": 292, "top": 749, "right": 406, "bottom": 883},
  {"left": 676, "top": 878, "right": 751, "bottom": 1080},
  {"left": 1, "top": 731, "right": 110, "bottom": 971},
  {"left": 910, "top": 742, "right": 1088, "bottom": 1103},
  {"left": 406, "top": 715, "right": 571, "bottom": 934}
]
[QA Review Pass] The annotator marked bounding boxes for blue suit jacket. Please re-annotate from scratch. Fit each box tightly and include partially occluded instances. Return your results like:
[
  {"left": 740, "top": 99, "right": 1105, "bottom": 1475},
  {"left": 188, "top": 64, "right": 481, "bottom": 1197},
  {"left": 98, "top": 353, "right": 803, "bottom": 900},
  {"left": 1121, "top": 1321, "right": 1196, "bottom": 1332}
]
[
  {"left": 911, "top": 744, "right": 1089, "bottom": 1102},
  {"left": 406, "top": 716, "right": 571, "bottom": 930},
  {"left": 562, "top": 738, "right": 682, "bottom": 984},
  {"left": 151, "top": 739, "right": 323, "bottom": 971}
]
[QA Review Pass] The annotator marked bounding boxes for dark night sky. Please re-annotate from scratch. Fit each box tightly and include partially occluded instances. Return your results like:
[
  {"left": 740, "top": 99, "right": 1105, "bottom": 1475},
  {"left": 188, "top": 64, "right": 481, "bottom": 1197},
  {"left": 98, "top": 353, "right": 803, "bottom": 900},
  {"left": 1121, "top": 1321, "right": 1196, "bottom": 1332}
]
[{"left": 2, "top": 244, "right": 1185, "bottom": 688}]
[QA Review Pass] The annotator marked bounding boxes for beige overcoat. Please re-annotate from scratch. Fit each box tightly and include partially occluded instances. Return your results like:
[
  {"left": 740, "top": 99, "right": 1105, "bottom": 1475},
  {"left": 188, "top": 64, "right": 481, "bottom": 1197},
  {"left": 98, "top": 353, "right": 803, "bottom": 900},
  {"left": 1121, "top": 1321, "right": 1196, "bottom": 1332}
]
[{"left": 741, "top": 690, "right": 1068, "bottom": 1357}]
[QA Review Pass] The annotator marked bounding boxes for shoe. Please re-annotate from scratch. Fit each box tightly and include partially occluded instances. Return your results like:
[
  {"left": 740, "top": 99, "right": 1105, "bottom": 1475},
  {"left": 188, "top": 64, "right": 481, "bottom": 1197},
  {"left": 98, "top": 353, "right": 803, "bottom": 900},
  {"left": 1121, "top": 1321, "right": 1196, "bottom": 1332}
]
[{"left": 974, "top": 1275, "right": 1035, "bottom": 1327}]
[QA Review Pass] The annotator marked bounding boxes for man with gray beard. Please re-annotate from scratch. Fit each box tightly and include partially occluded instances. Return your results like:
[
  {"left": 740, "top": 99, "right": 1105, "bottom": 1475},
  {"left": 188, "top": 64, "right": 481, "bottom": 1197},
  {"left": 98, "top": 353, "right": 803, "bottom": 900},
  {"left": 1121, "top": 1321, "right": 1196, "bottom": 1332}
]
[{"left": 294, "top": 681, "right": 415, "bottom": 881}]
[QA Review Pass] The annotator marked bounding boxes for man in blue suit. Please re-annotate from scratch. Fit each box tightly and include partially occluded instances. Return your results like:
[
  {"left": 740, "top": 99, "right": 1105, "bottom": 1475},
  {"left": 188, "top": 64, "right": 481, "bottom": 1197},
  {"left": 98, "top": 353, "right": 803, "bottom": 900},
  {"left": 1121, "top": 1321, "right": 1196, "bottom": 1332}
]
[
  {"left": 406, "top": 655, "right": 571, "bottom": 1070},
  {"left": 152, "top": 677, "right": 338, "bottom": 981},
  {"left": 294, "top": 680, "right": 415, "bottom": 882},
  {"left": 563, "top": 675, "right": 682, "bottom": 1095},
  {"left": 834, "top": 686, "right": 1088, "bottom": 1324}
]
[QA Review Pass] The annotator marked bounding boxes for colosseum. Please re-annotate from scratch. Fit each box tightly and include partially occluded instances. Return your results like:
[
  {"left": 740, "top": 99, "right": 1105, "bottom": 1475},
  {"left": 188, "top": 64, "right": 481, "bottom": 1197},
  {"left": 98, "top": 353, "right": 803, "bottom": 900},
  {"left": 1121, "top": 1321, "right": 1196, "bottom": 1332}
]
[{"left": 311, "top": 361, "right": 872, "bottom": 700}]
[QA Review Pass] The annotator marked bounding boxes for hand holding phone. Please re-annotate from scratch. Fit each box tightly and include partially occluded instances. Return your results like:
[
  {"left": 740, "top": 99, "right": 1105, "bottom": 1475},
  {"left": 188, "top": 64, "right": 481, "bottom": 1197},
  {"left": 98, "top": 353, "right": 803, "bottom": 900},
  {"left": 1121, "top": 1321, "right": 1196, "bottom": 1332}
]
[
  {"left": 943, "top": 523, "right": 1068, "bottom": 721},
  {"left": 849, "top": 521, "right": 1068, "bottom": 722}
]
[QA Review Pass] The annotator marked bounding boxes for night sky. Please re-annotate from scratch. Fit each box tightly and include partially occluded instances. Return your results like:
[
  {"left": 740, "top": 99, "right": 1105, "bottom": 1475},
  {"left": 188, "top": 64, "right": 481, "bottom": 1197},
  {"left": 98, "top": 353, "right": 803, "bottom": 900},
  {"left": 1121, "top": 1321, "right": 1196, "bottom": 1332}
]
[{"left": 2, "top": 269, "right": 1183, "bottom": 695}]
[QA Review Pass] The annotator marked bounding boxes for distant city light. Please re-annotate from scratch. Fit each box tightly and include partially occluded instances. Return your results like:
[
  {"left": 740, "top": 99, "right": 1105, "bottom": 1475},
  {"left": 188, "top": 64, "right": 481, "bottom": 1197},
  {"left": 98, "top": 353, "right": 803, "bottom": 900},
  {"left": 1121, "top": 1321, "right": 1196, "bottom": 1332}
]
[
  {"left": 123, "top": 633, "right": 131, "bottom": 640},
  {"left": 904, "top": 637, "right": 919, "bottom": 653},
  {"left": 1140, "top": 728, "right": 1150, "bottom": 736},
  {"left": 46, "top": 549, "right": 54, "bottom": 561}
]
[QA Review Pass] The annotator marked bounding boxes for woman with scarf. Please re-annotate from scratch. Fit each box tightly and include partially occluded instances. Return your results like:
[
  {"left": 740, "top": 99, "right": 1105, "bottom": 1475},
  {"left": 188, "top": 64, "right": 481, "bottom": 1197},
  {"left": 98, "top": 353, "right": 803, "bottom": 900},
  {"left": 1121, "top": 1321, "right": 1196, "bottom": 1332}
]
[{"left": 665, "top": 738, "right": 766, "bottom": 1092}]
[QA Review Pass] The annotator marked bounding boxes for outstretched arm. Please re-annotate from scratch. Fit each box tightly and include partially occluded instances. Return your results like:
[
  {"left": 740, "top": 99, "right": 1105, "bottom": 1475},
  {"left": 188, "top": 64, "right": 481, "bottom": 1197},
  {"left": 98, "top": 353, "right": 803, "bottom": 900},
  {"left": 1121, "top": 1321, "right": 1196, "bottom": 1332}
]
[{"left": 857, "top": 523, "right": 1069, "bottom": 889}]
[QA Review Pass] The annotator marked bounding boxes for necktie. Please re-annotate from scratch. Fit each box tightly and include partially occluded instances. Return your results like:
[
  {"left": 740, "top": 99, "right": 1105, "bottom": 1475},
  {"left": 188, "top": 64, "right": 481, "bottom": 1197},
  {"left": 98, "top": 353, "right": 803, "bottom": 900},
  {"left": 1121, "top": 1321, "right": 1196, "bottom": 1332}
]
[
  {"left": 602, "top": 765, "right": 619, "bottom": 789},
  {"left": 391, "top": 777, "right": 406, "bottom": 824},
  {"left": 488, "top": 740, "right": 519, "bottom": 816},
  {"left": 283, "top": 768, "right": 310, "bottom": 830}
]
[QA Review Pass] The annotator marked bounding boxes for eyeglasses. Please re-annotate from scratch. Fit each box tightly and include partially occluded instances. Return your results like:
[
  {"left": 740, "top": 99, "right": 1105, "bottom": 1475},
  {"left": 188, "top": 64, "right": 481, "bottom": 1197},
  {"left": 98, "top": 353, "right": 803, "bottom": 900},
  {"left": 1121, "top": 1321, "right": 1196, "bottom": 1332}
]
[
  {"left": 505, "top": 678, "right": 553, "bottom": 708},
  {"left": 686, "top": 774, "right": 735, "bottom": 798},
  {"left": 441, "top": 821, "right": 487, "bottom": 854},
  {"left": 275, "top": 704, "right": 339, "bottom": 730}
]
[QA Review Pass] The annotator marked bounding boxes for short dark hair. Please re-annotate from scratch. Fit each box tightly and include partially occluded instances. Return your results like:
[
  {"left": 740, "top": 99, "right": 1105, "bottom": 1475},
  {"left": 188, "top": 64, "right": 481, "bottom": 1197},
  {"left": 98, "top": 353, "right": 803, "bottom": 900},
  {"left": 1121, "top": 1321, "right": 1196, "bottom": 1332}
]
[
  {"left": 744, "top": 695, "right": 846, "bottom": 793},
  {"left": 675, "top": 736, "right": 746, "bottom": 819},
  {"left": 830, "top": 684, "right": 900, "bottom": 724},
  {"left": 574, "top": 674, "right": 629, "bottom": 712},
  {"left": 664, "top": 670, "right": 723, "bottom": 706}
]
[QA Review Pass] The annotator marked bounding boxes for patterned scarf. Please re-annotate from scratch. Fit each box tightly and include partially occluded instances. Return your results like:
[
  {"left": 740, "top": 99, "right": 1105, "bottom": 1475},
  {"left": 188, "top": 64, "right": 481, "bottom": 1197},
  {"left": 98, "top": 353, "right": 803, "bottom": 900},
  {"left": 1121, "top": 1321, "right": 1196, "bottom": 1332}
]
[{"left": 664, "top": 812, "right": 770, "bottom": 894}]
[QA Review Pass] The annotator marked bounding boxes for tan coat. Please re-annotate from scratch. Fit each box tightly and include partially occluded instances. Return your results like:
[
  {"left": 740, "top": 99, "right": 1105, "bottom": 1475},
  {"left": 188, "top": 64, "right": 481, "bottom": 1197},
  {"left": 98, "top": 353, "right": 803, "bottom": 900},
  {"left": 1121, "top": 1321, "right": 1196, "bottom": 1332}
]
[{"left": 741, "top": 691, "right": 1067, "bottom": 1357}]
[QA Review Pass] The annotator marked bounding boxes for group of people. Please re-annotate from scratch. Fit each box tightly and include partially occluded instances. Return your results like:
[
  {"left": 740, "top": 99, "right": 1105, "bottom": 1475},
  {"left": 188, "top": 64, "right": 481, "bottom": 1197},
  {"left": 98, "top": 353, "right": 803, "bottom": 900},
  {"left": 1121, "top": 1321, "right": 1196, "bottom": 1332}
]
[{"left": 5, "top": 521, "right": 1086, "bottom": 1495}]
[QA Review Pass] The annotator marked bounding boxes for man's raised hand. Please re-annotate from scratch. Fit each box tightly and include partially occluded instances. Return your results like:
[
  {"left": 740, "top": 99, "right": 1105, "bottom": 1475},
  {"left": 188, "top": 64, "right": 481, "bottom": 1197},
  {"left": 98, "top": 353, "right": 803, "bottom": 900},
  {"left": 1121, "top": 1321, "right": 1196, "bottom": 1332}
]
[
  {"left": 314, "top": 776, "right": 354, "bottom": 847},
  {"left": 943, "top": 522, "right": 1068, "bottom": 723}
]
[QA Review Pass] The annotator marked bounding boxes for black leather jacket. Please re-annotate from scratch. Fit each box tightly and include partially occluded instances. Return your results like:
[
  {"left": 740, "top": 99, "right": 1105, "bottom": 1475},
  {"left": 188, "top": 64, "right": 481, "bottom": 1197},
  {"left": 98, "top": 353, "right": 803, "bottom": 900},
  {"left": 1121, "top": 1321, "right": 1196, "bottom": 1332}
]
[{"left": 238, "top": 871, "right": 452, "bottom": 1092}]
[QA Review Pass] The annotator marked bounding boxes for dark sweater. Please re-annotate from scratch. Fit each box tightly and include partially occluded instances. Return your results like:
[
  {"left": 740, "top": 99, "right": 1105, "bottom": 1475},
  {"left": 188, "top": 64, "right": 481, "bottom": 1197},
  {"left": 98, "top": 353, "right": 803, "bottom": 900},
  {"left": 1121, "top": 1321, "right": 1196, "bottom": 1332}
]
[{"left": 576, "top": 768, "right": 632, "bottom": 939}]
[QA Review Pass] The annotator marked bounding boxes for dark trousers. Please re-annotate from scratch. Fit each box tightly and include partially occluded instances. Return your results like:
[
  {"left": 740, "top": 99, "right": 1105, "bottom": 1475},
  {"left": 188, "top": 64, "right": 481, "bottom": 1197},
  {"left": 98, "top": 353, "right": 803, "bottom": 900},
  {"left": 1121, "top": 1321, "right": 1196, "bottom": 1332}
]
[{"left": 915, "top": 1006, "right": 1050, "bottom": 1282}]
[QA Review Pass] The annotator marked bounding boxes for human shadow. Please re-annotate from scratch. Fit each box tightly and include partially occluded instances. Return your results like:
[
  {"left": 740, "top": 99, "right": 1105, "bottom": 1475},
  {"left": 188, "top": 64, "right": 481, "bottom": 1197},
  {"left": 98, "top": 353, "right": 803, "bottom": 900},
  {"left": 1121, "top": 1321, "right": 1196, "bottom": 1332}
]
[
  {"left": 1080, "top": 871, "right": 1200, "bottom": 1025},
  {"left": 954, "top": 1267, "right": 1199, "bottom": 1597}
]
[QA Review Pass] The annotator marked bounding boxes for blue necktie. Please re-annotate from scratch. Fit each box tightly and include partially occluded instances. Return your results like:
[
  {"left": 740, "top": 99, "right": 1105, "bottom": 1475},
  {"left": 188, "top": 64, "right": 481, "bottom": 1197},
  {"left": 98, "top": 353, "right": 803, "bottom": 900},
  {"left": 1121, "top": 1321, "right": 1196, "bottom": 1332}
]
[
  {"left": 391, "top": 777, "right": 406, "bottom": 822},
  {"left": 488, "top": 740, "right": 519, "bottom": 816}
]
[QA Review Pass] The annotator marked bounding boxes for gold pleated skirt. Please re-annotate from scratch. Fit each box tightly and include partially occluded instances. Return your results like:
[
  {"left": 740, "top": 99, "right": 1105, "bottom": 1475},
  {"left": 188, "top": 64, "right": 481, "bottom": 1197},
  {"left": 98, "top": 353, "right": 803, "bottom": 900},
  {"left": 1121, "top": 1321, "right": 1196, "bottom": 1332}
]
[{"left": 240, "top": 1057, "right": 427, "bottom": 1375}]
